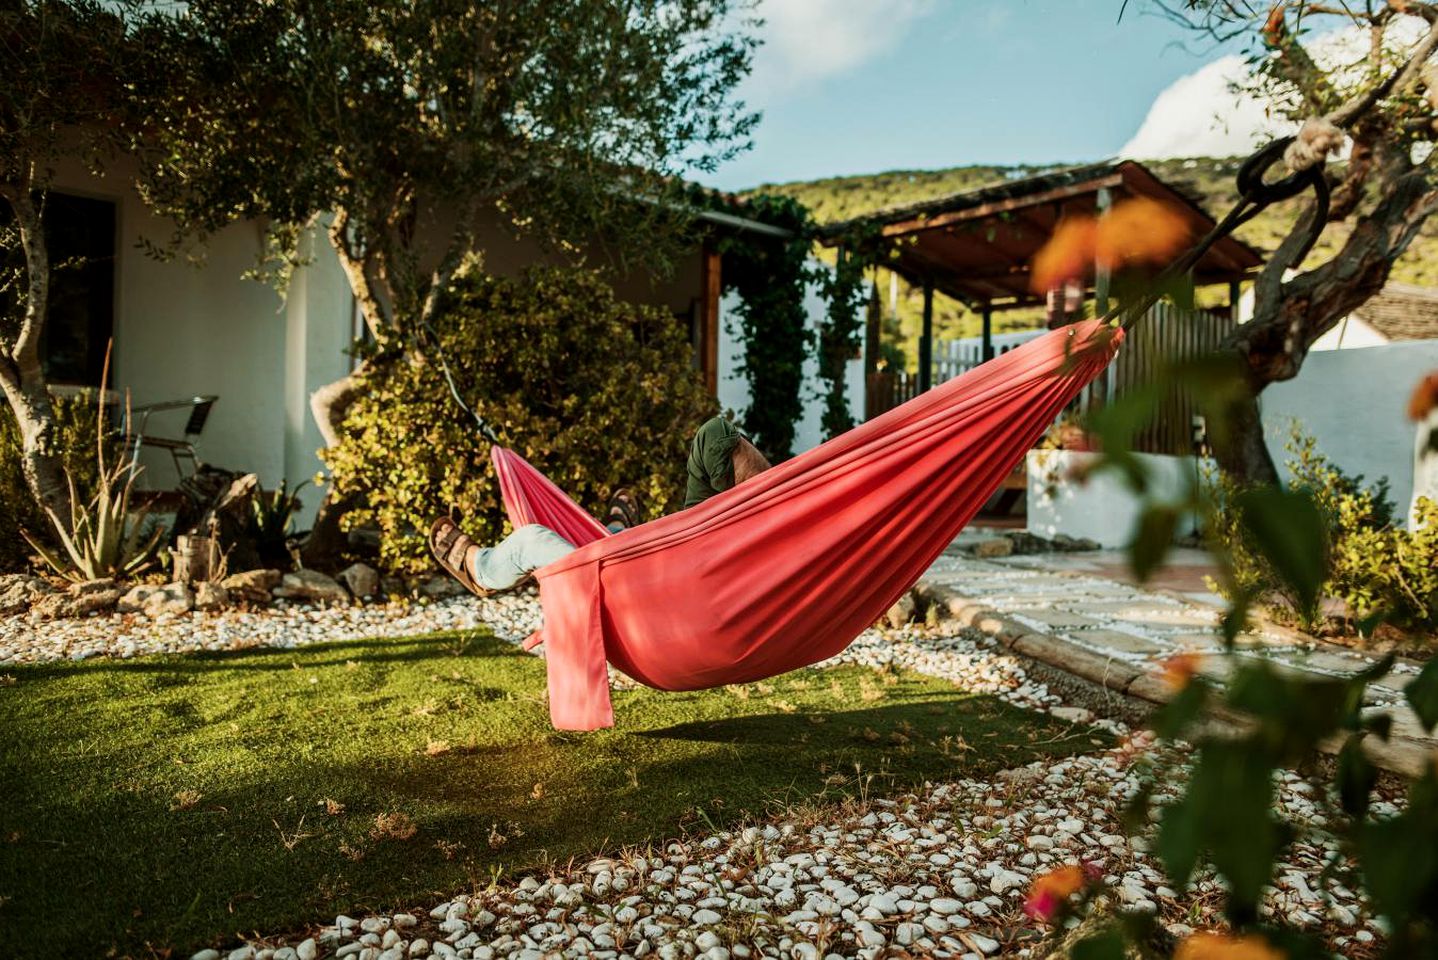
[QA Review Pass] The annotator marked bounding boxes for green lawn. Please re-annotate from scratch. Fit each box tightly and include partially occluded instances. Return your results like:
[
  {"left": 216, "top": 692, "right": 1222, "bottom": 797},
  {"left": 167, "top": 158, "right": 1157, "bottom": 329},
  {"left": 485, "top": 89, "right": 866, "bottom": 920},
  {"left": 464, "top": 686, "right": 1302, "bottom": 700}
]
[{"left": 0, "top": 629, "right": 1106, "bottom": 958}]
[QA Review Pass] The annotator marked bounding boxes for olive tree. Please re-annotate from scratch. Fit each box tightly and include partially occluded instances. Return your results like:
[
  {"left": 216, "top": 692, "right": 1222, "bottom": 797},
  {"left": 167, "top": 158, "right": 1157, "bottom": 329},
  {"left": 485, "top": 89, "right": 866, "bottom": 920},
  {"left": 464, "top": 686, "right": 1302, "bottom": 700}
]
[
  {"left": 0, "top": 1, "right": 131, "bottom": 520},
  {"left": 1148, "top": 0, "right": 1438, "bottom": 484},
  {"left": 134, "top": 0, "right": 759, "bottom": 446}
]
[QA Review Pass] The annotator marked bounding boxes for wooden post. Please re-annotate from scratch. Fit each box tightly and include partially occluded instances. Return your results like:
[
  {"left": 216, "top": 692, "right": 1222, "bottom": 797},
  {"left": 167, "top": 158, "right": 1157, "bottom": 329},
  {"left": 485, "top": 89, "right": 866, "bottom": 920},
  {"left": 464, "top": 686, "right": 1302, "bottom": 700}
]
[
  {"left": 1094, "top": 187, "right": 1113, "bottom": 317},
  {"left": 699, "top": 244, "right": 722, "bottom": 395},
  {"left": 919, "top": 278, "right": 934, "bottom": 393},
  {"left": 981, "top": 302, "right": 994, "bottom": 362},
  {"left": 1228, "top": 279, "right": 1242, "bottom": 323},
  {"left": 865, "top": 278, "right": 880, "bottom": 373}
]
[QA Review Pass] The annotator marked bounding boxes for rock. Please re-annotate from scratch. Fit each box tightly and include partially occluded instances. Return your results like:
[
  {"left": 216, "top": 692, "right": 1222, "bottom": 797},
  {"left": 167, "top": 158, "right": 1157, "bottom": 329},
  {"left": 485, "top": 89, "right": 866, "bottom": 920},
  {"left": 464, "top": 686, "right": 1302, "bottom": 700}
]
[
  {"left": 296, "top": 941, "right": 318, "bottom": 960},
  {"left": 972, "top": 537, "right": 1014, "bottom": 559},
  {"left": 31, "top": 581, "right": 121, "bottom": 619},
  {"left": 117, "top": 584, "right": 160, "bottom": 613},
  {"left": 190, "top": 951, "right": 221, "bottom": 960},
  {"left": 274, "top": 569, "right": 349, "bottom": 604},
  {"left": 967, "top": 933, "right": 1000, "bottom": 955},
  {"left": 144, "top": 582, "right": 194, "bottom": 617},
  {"left": 989, "top": 868, "right": 1027, "bottom": 894},
  {"left": 221, "top": 569, "right": 282, "bottom": 604},
  {"left": 339, "top": 563, "right": 381, "bottom": 600},
  {"left": 1049, "top": 706, "right": 1094, "bottom": 724},
  {"left": 194, "top": 581, "right": 230, "bottom": 611},
  {"left": 867, "top": 894, "right": 897, "bottom": 915},
  {"left": 691, "top": 908, "right": 723, "bottom": 925},
  {"left": 419, "top": 575, "right": 466, "bottom": 599},
  {"left": 408, "top": 940, "right": 429, "bottom": 957},
  {"left": 885, "top": 593, "right": 916, "bottom": 628},
  {"left": 0, "top": 574, "right": 55, "bottom": 616}
]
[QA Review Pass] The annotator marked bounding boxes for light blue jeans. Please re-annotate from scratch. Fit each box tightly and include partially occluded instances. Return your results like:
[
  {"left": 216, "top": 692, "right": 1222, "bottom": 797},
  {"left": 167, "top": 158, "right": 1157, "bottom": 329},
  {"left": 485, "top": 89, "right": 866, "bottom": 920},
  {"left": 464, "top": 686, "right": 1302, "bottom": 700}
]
[{"left": 469, "top": 524, "right": 576, "bottom": 591}]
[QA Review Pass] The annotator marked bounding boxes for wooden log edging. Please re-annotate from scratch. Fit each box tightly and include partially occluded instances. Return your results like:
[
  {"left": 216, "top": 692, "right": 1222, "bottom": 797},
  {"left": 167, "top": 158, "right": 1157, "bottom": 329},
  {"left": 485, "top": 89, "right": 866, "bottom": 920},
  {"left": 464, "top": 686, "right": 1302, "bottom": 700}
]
[{"left": 914, "top": 581, "right": 1436, "bottom": 780}]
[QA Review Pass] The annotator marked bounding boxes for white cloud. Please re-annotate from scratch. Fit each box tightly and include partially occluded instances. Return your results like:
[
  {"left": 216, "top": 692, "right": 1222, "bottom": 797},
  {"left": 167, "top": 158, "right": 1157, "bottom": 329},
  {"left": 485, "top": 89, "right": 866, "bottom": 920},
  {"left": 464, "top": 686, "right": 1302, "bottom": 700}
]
[
  {"left": 744, "top": 0, "right": 934, "bottom": 99},
  {"left": 1120, "top": 13, "right": 1430, "bottom": 160},
  {"left": 1119, "top": 55, "right": 1290, "bottom": 160}
]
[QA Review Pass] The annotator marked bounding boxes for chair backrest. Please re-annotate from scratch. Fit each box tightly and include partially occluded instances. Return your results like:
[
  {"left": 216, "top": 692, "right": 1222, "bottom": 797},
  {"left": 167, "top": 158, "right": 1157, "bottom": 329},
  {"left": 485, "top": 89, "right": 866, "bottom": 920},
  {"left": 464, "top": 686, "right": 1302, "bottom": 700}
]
[{"left": 183, "top": 398, "right": 216, "bottom": 439}]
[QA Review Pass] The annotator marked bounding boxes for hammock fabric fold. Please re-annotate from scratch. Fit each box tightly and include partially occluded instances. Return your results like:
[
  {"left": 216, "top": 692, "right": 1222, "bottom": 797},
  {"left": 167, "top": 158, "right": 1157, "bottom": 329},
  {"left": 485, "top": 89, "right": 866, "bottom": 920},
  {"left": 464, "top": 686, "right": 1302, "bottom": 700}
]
[{"left": 492, "top": 319, "right": 1122, "bottom": 730}]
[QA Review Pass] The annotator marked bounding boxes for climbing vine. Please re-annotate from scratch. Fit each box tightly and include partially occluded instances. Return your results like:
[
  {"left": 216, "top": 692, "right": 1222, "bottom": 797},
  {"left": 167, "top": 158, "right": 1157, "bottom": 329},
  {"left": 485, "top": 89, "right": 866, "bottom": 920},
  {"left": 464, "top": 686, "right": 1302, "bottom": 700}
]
[
  {"left": 712, "top": 193, "right": 816, "bottom": 461},
  {"left": 816, "top": 239, "right": 874, "bottom": 439},
  {"left": 699, "top": 191, "right": 880, "bottom": 455}
]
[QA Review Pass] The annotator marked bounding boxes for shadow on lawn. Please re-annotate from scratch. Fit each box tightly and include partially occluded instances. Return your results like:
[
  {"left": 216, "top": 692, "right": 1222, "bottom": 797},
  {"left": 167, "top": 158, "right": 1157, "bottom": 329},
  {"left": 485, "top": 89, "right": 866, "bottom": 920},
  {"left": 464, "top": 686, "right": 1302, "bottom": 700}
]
[{"left": 12, "top": 632, "right": 501, "bottom": 678}]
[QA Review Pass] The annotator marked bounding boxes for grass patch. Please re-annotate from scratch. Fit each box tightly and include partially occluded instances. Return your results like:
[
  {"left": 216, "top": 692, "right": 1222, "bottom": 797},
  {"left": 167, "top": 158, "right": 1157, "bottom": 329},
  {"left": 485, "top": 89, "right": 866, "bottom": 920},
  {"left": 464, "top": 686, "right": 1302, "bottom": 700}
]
[{"left": 0, "top": 629, "right": 1107, "bottom": 957}]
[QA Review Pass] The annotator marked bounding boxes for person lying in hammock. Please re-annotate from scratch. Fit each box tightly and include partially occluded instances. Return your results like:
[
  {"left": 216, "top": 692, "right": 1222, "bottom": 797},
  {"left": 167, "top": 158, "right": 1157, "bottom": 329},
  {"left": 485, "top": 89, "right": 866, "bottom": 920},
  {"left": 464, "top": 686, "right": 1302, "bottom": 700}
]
[{"left": 428, "top": 416, "right": 773, "bottom": 598}]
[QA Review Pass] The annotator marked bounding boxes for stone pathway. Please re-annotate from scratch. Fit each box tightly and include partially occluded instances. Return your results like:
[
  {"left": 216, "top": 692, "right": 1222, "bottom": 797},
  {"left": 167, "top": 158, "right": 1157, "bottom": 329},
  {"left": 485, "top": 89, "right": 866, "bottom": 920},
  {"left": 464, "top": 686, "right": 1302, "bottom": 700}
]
[{"left": 917, "top": 543, "right": 1435, "bottom": 777}]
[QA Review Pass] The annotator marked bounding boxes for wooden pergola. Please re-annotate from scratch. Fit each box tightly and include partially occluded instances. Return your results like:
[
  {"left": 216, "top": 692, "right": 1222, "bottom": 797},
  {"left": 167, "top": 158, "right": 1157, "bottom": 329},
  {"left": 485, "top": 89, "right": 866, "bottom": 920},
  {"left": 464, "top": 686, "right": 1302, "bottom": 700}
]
[{"left": 819, "top": 160, "right": 1264, "bottom": 391}]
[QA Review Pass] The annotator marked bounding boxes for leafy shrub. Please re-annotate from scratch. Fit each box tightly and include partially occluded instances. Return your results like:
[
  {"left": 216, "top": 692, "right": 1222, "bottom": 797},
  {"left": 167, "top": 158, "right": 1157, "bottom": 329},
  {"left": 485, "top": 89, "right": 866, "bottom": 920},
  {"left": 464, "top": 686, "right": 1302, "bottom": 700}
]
[
  {"left": 0, "top": 394, "right": 104, "bottom": 573},
  {"left": 324, "top": 264, "right": 717, "bottom": 573},
  {"left": 1205, "top": 426, "right": 1438, "bottom": 634}
]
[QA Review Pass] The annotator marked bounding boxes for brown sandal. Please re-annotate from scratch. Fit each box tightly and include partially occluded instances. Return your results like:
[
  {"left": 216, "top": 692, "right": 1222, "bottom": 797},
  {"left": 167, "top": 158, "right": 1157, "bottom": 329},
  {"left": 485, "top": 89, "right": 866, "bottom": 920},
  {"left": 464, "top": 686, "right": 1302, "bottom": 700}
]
[
  {"left": 606, "top": 488, "right": 642, "bottom": 530},
  {"left": 428, "top": 516, "right": 493, "bottom": 598}
]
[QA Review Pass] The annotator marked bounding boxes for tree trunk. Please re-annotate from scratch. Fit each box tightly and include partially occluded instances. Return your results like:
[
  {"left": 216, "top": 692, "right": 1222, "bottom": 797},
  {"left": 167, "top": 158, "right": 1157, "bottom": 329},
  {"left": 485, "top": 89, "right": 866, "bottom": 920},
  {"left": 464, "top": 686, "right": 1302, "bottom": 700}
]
[
  {"left": 1216, "top": 167, "right": 1438, "bottom": 486},
  {"left": 1210, "top": 383, "right": 1280, "bottom": 487},
  {"left": 0, "top": 187, "right": 68, "bottom": 523},
  {"left": 299, "top": 363, "right": 367, "bottom": 567}
]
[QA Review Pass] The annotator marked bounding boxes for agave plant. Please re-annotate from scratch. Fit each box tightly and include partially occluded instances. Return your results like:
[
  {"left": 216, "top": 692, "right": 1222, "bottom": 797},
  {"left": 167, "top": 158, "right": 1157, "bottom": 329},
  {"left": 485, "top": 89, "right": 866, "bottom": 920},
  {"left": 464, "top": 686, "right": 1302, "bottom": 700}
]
[
  {"left": 20, "top": 345, "right": 164, "bottom": 582},
  {"left": 23, "top": 457, "right": 164, "bottom": 583},
  {"left": 249, "top": 479, "right": 308, "bottom": 568}
]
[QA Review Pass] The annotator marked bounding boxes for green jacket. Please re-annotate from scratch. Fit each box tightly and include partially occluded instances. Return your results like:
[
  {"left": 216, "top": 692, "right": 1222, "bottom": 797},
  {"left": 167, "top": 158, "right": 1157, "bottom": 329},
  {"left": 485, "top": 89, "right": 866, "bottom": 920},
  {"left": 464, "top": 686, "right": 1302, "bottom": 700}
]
[{"left": 684, "top": 417, "right": 743, "bottom": 508}]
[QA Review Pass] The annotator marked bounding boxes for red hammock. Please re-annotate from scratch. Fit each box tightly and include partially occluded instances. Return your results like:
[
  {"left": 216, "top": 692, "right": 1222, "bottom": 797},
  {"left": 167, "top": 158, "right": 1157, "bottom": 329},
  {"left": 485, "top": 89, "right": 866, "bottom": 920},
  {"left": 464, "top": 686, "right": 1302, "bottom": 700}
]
[{"left": 492, "top": 319, "right": 1121, "bottom": 730}]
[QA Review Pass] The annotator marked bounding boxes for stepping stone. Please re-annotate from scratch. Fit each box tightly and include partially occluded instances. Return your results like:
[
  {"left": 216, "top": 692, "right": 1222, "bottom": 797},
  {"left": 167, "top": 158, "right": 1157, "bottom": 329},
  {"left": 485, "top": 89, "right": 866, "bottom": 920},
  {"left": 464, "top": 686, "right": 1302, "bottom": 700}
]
[
  {"left": 1061, "top": 630, "right": 1167, "bottom": 656},
  {"left": 1010, "top": 610, "right": 1105, "bottom": 631}
]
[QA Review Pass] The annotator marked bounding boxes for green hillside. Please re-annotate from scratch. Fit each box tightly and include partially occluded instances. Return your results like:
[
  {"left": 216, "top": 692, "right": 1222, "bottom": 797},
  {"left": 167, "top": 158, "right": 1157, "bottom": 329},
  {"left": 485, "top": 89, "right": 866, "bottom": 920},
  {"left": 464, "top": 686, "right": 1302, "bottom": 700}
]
[{"left": 746, "top": 157, "right": 1438, "bottom": 367}]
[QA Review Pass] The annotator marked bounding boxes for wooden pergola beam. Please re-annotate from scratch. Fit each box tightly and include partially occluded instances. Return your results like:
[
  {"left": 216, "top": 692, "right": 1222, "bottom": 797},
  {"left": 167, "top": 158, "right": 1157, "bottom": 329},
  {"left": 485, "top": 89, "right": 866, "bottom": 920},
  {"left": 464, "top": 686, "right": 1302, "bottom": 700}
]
[{"left": 877, "top": 173, "right": 1125, "bottom": 238}]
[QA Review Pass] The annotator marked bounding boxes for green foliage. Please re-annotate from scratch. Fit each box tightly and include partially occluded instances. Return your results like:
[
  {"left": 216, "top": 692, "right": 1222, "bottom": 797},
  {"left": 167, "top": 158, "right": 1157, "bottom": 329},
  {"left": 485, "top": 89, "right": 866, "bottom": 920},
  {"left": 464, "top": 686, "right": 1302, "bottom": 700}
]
[
  {"left": 815, "top": 246, "right": 870, "bottom": 440},
  {"left": 135, "top": 0, "right": 759, "bottom": 336},
  {"left": 714, "top": 193, "right": 816, "bottom": 460},
  {"left": 323, "top": 265, "right": 716, "bottom": 573},
  {"left": 1205, "top": 427, "right": 1438, "bottom": 633},
  {"left": 0, "top": 394, "right": 105, "bottom": 572}
]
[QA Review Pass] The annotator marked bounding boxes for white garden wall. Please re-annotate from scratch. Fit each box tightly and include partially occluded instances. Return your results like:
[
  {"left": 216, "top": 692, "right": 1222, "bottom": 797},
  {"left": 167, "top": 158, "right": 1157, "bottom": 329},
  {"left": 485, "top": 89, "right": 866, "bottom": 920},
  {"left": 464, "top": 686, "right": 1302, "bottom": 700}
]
[
  {"left": 1026, "top": 450, "right": 1204, "bottom": 547},
  {"left": 1261, "top": 340, "right": 1438, "bottom": 523}
]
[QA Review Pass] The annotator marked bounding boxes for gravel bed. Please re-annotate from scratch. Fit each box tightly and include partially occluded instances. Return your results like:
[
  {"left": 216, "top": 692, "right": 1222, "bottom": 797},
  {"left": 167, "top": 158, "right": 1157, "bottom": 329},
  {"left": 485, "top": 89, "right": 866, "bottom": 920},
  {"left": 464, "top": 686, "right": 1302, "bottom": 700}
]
[
  {"left": 210, "top": 730, "right": 1392, "bottom": 960},
  {"left": 0, "top": 592, "right": 544, "bottom": 665}
]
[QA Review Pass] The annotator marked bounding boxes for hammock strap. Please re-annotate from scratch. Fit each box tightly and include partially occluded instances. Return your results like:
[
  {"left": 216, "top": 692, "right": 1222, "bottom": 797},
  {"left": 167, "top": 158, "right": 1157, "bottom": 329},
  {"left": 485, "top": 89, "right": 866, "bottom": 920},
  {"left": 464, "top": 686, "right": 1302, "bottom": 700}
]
[{"left": 419, "top": 318, "right": 502, "bottom": 444}]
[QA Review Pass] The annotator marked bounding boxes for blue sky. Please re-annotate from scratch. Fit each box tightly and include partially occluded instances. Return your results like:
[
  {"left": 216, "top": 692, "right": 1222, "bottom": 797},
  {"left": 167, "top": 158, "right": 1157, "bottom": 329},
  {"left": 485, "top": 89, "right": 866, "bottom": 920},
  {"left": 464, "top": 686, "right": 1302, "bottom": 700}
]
[{"left": 707, "top": 0, "right": 1247, "bottom": 191}]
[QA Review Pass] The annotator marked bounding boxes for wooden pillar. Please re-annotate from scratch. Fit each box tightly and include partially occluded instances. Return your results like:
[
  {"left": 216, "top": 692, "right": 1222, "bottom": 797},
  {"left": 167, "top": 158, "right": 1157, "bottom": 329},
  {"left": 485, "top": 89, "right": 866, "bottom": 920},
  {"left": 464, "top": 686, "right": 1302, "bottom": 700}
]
[
  {"left": 864, "top": 278, "right": 881, "bottom": 374},
  {"left": 1229, "top": 279, "right": 1242, "bottom": 323},
  {"left": 919, "top": 278, "right": 934, "bottom": 393},
  {"left": 981, "top": 302, "right": 994, "bottom": 362},
  {"left": 1094, "top": 187, "right": 1113, "bottom": 318},
  {"left": 699, "top": 244, "right": 722, "bottom": 395}
]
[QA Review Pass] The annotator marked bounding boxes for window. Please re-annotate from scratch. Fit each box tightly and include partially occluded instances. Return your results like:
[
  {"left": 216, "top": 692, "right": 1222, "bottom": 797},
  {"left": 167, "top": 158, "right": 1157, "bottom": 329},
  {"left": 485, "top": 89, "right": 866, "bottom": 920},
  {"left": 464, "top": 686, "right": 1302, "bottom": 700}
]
[{"left": 38, "top": 192, "right": 117, "bottom": 386}]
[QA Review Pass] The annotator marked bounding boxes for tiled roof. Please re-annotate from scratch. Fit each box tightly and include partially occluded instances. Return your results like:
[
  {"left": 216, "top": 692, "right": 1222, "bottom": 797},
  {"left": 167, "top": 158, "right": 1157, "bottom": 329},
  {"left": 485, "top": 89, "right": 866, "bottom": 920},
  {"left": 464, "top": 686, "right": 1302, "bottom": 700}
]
[{"left": 1353, "top": 283, "right": 1438, "bottom": 341}]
